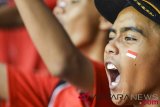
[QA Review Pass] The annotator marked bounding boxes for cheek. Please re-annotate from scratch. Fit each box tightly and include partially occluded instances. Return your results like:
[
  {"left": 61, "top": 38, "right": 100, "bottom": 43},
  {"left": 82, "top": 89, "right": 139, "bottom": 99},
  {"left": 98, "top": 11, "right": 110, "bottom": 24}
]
[
  {"left": 66, "top": 8, "right": 84, "bottom": 20},
  {"left": 121, "top": 65, "right": 155, "bottom": 96},
  {"left": 104, "top": 46, "right": 108, "bottom": 60},
  {"left": 129, "top": 57, "right": 160, "bottom": 93},
  {"left": 119, "top": 53, "right": 153, "bottom": 92},
  {"left": 63, "top": 13, "right": 84, "bottom": 30}
]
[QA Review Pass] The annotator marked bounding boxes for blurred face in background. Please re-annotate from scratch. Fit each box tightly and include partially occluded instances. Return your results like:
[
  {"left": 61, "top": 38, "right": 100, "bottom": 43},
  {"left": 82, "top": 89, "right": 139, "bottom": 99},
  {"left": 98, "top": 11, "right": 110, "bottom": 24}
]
[{"left": 54, "top": 0, "right": 100, "bottom": 48}]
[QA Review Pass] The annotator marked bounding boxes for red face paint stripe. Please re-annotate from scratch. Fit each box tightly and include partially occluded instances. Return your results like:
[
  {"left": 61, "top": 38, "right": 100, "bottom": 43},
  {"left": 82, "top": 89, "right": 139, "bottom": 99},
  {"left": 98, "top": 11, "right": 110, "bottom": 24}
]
[{"left": 127, "top": 50, "right": 138, "bottom": 56}]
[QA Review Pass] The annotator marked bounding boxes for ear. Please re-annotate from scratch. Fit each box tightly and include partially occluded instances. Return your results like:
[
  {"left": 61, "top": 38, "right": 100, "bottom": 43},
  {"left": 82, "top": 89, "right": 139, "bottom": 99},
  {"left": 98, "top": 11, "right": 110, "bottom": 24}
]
[{"left": 99, "top": 16, "right": 112, "bottom": 31}]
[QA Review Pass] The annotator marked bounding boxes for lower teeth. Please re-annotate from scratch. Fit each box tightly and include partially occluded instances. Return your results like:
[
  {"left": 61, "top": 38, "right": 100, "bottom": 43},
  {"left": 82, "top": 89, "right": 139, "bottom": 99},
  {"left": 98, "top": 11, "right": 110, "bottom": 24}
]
[
  {"left": 115, "top": 75, "right": 120, "bottom": 83},
  {"left": 111, "top": 82, "right": 118, "bottom": 86}
]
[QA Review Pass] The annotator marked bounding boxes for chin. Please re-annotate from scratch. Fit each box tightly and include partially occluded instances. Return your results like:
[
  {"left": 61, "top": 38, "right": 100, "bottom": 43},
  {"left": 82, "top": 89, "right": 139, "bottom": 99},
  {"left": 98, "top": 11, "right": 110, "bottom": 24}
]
[
  {"left": 110, "top": 90, "right": 128, "bottom": 106},
  {"left": 111, "top": 93, "right": 136, "bottom": 106},
  {"left": 112, "top": 98, "right": 127, "bottom": 105},
  {"left": 110, "top": 86, "right": 137, "bottom": 106}
]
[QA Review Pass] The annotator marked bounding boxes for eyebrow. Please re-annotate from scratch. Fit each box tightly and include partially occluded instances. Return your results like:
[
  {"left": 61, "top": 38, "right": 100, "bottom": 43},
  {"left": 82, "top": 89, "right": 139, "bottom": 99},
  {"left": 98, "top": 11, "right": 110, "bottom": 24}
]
[
  {"left": 108, "top": 28, "right": 116, "bottom": 34},
  {"left": 108, "top": 27, "right": 144, "bottom": 36},
  {"left": 121, "top": 27, "right": 144, "bottom": 35}
]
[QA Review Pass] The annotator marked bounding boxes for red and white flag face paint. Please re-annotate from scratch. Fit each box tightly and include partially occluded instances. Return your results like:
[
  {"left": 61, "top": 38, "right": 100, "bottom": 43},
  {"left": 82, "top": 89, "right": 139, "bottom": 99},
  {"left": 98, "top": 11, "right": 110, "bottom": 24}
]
[{"left": 126, "top": 50, "right": 137, "bottom": 59}]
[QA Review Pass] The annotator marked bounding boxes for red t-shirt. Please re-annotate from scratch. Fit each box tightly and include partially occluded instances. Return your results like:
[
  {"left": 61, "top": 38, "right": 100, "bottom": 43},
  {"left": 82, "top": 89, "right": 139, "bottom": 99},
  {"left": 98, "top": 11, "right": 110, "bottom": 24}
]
[
  {"left": 43, "top": 61, "right": 119, "bottom": 107},
  {"left": 90, "top": 61, "right": 117, "bottom": 107},
  {"left": 0, "top": 60, "right": 132, "bottom": 107},
  {"left": 0, "top": 27, "right": 47, "bottom": 72},
  {"left": 49, "top": 83, "right": 83, "bottom": 107},
  {"left": 0, "top": 61, "right": 108, "bottom": 107},
  {"left": 0, "top": 65, "right": 59, "bottom": 107}
]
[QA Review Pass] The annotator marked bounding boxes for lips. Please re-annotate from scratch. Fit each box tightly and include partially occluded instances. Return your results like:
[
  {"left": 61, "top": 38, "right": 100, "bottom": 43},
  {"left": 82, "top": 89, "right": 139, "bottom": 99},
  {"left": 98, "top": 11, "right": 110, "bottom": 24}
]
[{"left": 106, "top": 63, "right": 120, "bottom": 89}]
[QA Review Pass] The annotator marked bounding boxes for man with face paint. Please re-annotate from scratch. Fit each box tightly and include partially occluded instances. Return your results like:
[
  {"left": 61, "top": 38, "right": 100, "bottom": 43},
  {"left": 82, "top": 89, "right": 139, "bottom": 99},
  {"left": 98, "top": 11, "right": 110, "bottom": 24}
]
[{"left": 94, "top": 0, "right": 160, "bottom": 107}]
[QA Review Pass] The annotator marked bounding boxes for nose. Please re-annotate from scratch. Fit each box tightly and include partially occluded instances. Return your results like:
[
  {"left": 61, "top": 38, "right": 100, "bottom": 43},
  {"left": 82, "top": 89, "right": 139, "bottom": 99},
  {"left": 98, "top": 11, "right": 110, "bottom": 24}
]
[
  {"left": 53, "top": 1, "right": 68, "bottom": 15},
  {"left": 105, "top": 40, "right": 119, "bottom": 55},
  {"left": 53, "top": 6, "right": 65, "bottom": 15}
]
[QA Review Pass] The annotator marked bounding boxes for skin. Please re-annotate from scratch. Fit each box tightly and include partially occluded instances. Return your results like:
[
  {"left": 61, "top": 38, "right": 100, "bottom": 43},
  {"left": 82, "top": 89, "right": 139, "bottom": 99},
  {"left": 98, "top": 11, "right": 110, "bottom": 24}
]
[
  {"left": 104, "top": 6, "right": 160, "bottom": 107},
  {"left": 10, "top": 0, "right": 107, "bottom": 91},
  {"left": 0, "top": 64, "right": 8, "bottom": 100},
  {"left": 54, "top": 0, "right": 111, "bottom": 62},
  {"left": 0, "top": 0, "right": 111, "bottom": 100},
  {"left": 54, "top": 0, "right": 100, "bottom": 49}
]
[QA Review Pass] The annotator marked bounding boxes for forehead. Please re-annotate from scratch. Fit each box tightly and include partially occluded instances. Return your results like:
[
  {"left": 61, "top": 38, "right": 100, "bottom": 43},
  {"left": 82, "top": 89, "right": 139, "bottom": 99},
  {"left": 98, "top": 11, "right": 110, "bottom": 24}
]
[
  {"left": 57, "top": 0, "right": 81, "bottom": 3},
  {"left": 113, "top": 7, "right": 150, "bottom": 30},
  {"left": 56, "top": 0, "right": 88, "bottom": 8},
  {"left": 57, "top": 0, "right": 69, "bottom": 2}
]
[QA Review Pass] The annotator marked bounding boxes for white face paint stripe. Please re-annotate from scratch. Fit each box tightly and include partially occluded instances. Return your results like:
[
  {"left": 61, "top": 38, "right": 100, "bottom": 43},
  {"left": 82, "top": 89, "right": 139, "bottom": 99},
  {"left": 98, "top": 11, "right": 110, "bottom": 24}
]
[{"left": 126, "top": 50, "right": 137, "bottom": 59}]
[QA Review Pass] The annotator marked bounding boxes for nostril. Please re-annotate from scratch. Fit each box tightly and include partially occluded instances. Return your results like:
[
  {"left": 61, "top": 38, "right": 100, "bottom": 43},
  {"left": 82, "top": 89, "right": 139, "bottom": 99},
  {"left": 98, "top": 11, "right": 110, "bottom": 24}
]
[
  {"left": 106, "top": 43, "right": 119, "bottom": 55},
  {"left": 108, "top": 49, "right": 119, "bottom": 55},
  {"left": 54, "top": 7, "right": 66, "bottom": 15},
  {"left": 109, "top": 50, "right": 114, "bottom": 54}
]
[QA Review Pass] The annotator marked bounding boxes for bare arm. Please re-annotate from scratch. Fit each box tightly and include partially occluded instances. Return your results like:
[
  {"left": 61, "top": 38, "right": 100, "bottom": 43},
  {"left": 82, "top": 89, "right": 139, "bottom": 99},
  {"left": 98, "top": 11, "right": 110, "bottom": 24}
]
[
  {"left": 14, "top": 0, "right": 94, "bottom": 91},
  {"left": 0, "top": 5, "right": 23, "bottom": 28},
  {"left": 0, "top": 64, "right": 8, "bottom": 100}
]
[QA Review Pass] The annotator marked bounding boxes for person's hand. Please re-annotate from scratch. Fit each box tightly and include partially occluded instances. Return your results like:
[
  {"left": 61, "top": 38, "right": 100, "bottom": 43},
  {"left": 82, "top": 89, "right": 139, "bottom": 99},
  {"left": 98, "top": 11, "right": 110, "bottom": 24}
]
[{"left": 0, "top": 63, "right": 8, "bottom": 100}]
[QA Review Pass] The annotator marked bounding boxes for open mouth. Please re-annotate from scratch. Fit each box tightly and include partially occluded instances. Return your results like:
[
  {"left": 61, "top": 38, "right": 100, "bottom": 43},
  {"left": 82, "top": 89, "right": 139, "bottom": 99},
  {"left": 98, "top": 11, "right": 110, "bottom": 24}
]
[{"left": 107, "top": 63, "right": 120, "bottom": 89}]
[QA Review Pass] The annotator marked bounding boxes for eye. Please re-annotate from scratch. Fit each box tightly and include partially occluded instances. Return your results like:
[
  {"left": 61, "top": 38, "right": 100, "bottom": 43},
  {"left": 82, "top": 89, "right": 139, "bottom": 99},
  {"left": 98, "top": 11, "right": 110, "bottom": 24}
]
[
  {"left": 125, "top": 36, "right": 137, "bottom": 41},
  {"left": 108, "top": 35, "right": 115, "bottom": 42},
  {"left": 108, "top": 37, "right": 114, "bottom": 41},
  {"left": 108, "top": 32, "right": 116, "bottom": 42}
]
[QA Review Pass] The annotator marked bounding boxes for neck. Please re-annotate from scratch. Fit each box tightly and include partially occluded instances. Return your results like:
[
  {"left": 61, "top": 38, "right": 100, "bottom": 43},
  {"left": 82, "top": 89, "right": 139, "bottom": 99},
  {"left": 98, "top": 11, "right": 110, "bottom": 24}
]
[{"left": 80, "top": 30, "right": 108, "bottom": 63}]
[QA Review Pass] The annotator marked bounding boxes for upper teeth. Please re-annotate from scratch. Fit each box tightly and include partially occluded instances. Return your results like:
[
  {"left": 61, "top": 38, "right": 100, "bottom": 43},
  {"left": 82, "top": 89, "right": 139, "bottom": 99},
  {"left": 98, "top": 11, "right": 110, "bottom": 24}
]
[{"left": 107, "top": 64, "right": 117, "bottom": 70}]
